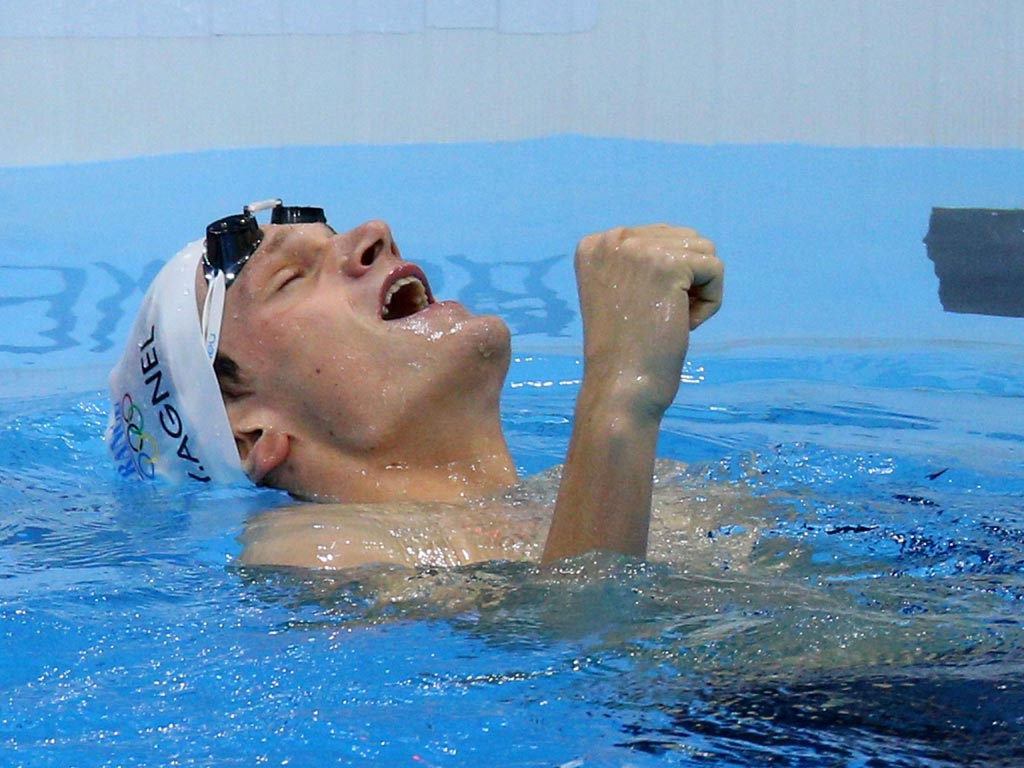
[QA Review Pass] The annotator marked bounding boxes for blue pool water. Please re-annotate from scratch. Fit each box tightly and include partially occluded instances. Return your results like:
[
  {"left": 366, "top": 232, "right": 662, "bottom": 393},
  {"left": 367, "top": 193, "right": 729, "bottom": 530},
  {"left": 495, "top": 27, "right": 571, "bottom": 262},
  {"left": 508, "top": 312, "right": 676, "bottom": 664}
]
[
  {"left": 1, "top": 139, "right": 1023, "bottom": 765},
  {"left": 2, "top": 343, "right": 1023, "bottom": 766}
]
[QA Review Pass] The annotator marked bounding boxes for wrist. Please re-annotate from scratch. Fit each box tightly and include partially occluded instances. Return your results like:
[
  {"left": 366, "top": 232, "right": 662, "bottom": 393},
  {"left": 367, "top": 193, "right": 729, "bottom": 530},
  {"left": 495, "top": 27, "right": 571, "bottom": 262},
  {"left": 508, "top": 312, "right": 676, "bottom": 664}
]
[
  {"left": 576, "top": 370, "right": 669, "bottom": 428},
  {"left": 581, "top": 341, "right": 686, "bottom": 418}
]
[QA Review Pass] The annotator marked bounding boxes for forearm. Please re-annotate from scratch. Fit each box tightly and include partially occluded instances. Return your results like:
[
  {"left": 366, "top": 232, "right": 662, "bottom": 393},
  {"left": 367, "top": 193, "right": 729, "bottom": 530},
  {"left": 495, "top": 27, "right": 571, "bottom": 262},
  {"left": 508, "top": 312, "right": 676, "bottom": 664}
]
[
  {"left": 541, "top": 378, "right": 663, "bottom": 563},
  {"left": 541, "top": 223, "right": 723, "bottom": 564}
]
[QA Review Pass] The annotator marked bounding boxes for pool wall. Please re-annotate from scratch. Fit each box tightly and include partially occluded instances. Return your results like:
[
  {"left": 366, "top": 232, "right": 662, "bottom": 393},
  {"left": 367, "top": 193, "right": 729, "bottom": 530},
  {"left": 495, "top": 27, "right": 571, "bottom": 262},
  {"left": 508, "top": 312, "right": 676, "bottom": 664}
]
[
  {"left": 1, "top": 1, "right": 1021, "bottom": 383},
  {"left": 2, "top": 1, "right": 1022, "bottom": 162}
]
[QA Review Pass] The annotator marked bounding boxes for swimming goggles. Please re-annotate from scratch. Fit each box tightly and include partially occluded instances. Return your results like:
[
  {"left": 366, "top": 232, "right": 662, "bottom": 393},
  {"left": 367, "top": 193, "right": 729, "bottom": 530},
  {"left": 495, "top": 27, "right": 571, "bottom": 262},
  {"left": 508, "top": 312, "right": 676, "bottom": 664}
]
[
  {"left": 201, "top": 199, "right": 328, "bottom": 361},
  {"left": 203, "top": 198, "right": 328, "bottom": 287}
]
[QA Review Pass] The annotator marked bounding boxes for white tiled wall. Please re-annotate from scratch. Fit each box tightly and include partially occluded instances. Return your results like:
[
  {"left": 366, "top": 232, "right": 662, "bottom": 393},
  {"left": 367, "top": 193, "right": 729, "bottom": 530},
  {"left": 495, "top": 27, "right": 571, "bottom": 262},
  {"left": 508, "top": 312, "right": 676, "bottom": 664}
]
[
  {"left": 0, "top": 0, "right": 1020, "bottom": 164},
  {"left": 0, "top": 0, "right": 598, "bottom": 37}
]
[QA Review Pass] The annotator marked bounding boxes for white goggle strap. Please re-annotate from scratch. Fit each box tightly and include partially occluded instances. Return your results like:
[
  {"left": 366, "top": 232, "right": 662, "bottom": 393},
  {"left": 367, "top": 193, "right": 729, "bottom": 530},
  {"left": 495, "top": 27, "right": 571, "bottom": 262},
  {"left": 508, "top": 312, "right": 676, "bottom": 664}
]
[
  {"left": 202, "top": 198, "right": 279, "bottom": 362},
  {"left": 201, "top": 270, "right": 227, "bottom": 361},
  {"left": 245, "top": 198, "right": 282, "bottom": 216}
]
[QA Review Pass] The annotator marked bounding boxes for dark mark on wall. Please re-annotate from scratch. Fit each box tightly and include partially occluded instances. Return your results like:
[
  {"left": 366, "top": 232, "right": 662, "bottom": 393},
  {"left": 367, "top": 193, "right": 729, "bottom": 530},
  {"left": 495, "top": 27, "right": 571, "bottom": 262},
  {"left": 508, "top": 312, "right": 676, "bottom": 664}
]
[{"left": 924, "top": 208, "right": 1024, "bottom": 318}]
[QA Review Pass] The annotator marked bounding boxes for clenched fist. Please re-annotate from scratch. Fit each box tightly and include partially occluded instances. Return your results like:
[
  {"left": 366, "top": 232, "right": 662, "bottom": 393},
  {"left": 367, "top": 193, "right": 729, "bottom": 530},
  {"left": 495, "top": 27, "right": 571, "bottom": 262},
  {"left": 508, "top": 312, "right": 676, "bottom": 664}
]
[{"left": 574, "top": 224, "right": 724, "bottom": 417}]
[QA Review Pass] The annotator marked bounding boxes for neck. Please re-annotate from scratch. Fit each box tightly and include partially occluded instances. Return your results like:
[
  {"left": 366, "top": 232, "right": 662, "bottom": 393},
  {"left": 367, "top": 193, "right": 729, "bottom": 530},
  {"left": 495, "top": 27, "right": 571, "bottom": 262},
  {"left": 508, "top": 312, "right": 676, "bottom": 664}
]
[{"left": 287, "top": 425, "right": 518, "bottom": 504}]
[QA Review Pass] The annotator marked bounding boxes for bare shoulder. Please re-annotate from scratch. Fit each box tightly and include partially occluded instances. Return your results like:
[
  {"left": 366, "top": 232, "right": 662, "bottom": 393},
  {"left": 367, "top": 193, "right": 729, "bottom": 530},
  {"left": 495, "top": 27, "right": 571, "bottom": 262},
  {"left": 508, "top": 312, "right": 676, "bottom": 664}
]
[
  {"left": 236, "top": 462, "right": 768, "bottom": 572},
  {"left": 237, "top": 495, "right": 550, "bottom": 571}
]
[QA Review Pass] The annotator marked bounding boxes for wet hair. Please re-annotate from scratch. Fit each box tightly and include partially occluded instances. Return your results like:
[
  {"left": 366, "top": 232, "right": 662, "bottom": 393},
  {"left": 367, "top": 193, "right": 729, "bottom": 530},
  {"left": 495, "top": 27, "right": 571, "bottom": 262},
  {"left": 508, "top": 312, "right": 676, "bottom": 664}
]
[
  {"left": 212, "top": 352, "right": 250, "bottom": 401},
  {"left": 213, "top": 351, "right": 289, "bottom": 490}
]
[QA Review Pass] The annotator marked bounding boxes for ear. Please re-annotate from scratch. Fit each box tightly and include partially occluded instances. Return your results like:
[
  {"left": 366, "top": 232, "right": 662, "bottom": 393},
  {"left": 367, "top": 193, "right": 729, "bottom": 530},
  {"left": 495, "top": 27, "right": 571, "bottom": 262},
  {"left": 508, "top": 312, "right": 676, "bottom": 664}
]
[{"left": 235, "top": 426, "right": 291, "bottom": 486}]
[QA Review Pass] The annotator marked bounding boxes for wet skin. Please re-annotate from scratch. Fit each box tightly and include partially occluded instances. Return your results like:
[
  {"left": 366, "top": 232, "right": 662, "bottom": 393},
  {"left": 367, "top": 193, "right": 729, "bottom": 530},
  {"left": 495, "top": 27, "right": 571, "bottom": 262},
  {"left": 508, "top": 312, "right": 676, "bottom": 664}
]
[
  {"left": 195, "top": 220, "right": 518, "bottom": 503},
  {"left": 197, "top": 221, "right": 724, "bottom": 567}
]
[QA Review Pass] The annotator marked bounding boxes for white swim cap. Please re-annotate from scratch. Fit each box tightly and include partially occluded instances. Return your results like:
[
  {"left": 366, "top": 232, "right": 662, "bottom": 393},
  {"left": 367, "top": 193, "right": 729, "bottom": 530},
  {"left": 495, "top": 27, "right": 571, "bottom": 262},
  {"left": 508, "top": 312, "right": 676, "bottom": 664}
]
[{"left": 106, "top": 239, "right": 247, "bottom": 485}]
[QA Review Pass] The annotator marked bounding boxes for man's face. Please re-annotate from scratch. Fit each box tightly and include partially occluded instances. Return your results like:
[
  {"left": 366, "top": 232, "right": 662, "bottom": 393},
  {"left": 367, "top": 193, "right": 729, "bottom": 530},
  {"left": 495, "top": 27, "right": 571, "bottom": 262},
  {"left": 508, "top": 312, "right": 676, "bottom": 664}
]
[{"left": 198, "top": 219, "right": 512, "bottom": 476}]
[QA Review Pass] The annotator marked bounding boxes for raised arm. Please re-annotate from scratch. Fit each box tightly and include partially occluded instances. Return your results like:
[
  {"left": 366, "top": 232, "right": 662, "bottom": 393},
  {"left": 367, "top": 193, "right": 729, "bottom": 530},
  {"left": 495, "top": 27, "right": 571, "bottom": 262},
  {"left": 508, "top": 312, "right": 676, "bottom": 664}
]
[{"left": 541, "top": 225, "right": 723, "bottom": 563}]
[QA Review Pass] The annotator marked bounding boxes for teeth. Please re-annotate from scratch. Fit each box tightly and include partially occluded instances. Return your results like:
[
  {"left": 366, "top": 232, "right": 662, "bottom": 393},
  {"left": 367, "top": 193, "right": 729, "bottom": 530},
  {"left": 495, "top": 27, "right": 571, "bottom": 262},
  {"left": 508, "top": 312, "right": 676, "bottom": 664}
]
[
  {"left": 385, "top": 276, "right": 419, "bottom": 303},
  {"left": 383, "top": 276, "right": 429, "bottom": 318}
]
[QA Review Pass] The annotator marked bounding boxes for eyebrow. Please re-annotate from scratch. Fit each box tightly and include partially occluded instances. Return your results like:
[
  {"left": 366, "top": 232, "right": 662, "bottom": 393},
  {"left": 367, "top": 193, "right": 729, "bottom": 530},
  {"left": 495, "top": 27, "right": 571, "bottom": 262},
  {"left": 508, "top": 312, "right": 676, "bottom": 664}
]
[
  {"left": 259, "top": 222, "right": 334, "bottom": 256},
  {"left": 257, "top": 227, "right": 291, "bottom": 255},
  {"left": 241, "top": 224, "right": 330, "bottom": 293},
  {"left": 247, "top": 228, "right": 303, "bottom": 278}
]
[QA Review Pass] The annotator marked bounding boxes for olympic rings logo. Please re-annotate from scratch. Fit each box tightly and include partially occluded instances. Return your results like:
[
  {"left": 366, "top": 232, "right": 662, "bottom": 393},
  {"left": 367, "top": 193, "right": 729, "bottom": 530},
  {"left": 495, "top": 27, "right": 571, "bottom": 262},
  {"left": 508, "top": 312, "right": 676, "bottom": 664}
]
[{"left": 119, "top": 393, "right": 159, "bottom": 479}]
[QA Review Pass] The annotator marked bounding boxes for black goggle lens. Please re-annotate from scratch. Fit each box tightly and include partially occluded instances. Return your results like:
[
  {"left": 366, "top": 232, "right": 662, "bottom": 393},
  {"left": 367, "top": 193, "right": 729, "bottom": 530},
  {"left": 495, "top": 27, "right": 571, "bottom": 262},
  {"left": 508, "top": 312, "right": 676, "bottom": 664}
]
[
  {"left": 271, "top": 205, "right": 327, "bottom": 225},
  {"left": 204, "top": 213, "right": 262, "bottom": 285},
  {"left": 204, "top": 201, "right": 328, "bottom": 286}
]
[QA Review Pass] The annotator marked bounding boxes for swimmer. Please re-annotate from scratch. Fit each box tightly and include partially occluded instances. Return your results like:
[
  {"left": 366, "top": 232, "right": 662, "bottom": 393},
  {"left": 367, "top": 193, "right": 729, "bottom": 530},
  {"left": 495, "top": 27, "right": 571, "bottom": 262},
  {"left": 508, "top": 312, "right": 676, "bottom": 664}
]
[{"left": 107, "top": 201, "right": 723, "bottom": 568}]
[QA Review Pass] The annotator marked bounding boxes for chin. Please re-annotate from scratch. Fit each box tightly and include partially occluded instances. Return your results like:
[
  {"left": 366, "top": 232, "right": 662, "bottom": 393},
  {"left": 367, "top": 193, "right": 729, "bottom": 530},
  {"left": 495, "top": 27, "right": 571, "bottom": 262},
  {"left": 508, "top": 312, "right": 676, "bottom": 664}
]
[
  {"left": 432, "top": 313, "right": 511, "bottom": 406},
  {"left": 392, "top": 307, "right": 512, "bottom": 398},
  {"left": 469, "top": 314, "right": 512, "bottom": 368}
]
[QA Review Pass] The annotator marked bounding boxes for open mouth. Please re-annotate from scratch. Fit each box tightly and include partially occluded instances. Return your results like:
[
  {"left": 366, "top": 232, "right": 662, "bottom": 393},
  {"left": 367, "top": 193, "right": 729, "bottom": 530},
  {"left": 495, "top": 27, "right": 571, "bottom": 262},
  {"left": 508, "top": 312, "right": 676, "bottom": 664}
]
[{"left": 381, "top": 272, "right": 433, "bottom": 320}]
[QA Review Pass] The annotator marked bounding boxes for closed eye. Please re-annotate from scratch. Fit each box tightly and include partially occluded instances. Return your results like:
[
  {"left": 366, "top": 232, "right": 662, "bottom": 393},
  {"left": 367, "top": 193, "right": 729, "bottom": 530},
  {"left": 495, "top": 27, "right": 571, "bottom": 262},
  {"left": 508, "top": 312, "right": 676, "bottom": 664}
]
[{"left": 272, "top": 269, "right": 304, "bottom": 293}]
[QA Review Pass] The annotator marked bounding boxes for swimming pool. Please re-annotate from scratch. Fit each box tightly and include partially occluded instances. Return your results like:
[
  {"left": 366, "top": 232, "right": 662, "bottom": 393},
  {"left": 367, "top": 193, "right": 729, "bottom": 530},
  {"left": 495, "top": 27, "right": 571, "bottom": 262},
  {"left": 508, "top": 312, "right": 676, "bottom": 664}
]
[{"left": 2, "top": 139, "right": 1023, "bottom": 765}]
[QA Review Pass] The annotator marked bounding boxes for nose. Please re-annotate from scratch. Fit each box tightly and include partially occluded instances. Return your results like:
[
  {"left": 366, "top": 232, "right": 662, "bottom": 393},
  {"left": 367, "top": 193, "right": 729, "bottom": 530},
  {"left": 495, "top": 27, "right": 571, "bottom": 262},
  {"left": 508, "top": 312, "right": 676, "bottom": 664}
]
[{"left": 341, "top": 220, "right": 401, "bottom": 277}]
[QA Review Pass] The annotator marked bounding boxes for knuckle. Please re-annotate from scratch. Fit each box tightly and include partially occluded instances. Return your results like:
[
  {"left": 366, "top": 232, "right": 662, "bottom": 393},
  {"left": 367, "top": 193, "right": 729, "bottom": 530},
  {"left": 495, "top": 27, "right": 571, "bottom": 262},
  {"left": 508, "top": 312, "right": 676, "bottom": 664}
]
[
  {"left": 575, "top": 233, "right": 602, "bottom": 264},
  {"left": 575, "top": 233, "right": 597, "bottom": 253},
  {"left": 692, "top": 236, "right": 715, "bottom": 253}
]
